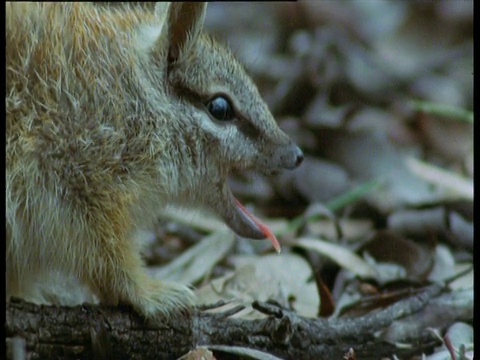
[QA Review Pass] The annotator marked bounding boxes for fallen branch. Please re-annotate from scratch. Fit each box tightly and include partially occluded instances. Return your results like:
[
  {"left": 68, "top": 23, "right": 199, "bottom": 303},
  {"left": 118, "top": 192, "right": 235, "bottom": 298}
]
[{"left": 5, "top": 285, "right": 473, "bottom": 360}]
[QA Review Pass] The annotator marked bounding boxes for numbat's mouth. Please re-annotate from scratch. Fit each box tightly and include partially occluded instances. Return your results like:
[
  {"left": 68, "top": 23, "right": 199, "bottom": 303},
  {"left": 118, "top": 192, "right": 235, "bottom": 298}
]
[
  {"left": 210, "top": 183, "right": 281, "bottom": 253},
  {"left": 209, "top": 145, "right": 303, "bottom": 252}
]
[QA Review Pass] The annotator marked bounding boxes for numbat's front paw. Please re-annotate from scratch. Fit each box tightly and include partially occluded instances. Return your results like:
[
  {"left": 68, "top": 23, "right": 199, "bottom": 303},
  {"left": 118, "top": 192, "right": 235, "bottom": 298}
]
[{"left": 128, "top": 279, "right": 196, "bottom": 318}]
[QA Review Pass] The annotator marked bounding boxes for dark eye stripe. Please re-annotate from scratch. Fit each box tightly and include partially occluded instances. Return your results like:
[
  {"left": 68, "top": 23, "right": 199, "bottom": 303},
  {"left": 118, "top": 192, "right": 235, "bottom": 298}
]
[
  {"left": 172, "top": 83, "right": 261, "bottom": 140},
  {"left": 235, "top": 113, "right": 261, "bottom": 140},
  {"left": 204, "top": 93, "right": 262, "bottom": 140}
]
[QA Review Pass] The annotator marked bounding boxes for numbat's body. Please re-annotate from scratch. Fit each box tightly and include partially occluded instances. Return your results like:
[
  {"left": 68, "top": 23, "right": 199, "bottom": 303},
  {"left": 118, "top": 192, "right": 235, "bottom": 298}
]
[{"left": 6, "top": 2, "right": 303, "bottom": 317}]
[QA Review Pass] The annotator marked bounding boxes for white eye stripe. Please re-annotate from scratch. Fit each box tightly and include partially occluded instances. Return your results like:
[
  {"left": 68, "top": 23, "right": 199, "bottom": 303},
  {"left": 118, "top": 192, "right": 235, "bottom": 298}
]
[{"left": 198, "top": 113, "right": 237, "bottom": 141}]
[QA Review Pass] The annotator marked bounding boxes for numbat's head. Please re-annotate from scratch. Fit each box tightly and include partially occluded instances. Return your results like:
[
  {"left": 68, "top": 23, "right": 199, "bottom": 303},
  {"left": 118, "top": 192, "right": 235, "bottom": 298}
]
[
  {"left": 156, "top": 3, "right": 303, "bottom": 240},
  {"left": 7, "top": 2, "right": 303, "bottom": 243}
]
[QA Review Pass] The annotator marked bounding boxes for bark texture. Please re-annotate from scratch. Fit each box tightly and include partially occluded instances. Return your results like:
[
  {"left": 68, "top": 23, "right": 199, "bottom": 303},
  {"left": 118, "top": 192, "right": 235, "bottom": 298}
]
[{"left": 5, "top": 285, "right": 473, "bottom": 360}]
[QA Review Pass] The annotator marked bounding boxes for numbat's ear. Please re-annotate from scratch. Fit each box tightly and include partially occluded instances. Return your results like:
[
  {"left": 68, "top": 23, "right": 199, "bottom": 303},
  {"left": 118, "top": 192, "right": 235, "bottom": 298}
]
[{"left": 157, "top": 2, "right": 207, "bottom": 63}]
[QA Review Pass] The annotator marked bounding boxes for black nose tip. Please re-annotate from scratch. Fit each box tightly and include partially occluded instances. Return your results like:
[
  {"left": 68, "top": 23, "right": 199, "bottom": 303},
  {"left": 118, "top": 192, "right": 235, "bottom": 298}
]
[{"left": 294, "top": 146, "right": 304, "bottom": 167}]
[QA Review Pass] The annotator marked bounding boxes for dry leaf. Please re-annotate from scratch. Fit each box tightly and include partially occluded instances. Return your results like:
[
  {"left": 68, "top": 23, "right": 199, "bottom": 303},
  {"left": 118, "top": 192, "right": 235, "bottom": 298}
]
[
  {"left": 361, "top": 230, "right": 434, "bottom": 281},
  {"left": 149, "top": 230, "right": 235, "bottom": 284},
  {"left": 177, "top": 347, "right": 216, "bottom": 360},
  {"left": 296, "top": 237, "right": 377, "bottom": 278},
  {"left": 196, "top": 254, "right": 319, "bottom": 318},
  {"left": 307, "top": 218, "right": 374, "bottom": 242},
  {"left": 205, "top": 345, "right": 284, "bottom": 360},
  {"left": 406, "top": 157, "right": 473, "bottom": 200}
]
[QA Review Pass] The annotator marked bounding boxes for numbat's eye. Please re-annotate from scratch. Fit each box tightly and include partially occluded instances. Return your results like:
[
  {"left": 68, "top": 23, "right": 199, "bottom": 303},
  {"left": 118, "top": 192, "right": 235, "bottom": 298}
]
[{"left": 207, "top": 96, "right": 235, "bottom": 121}]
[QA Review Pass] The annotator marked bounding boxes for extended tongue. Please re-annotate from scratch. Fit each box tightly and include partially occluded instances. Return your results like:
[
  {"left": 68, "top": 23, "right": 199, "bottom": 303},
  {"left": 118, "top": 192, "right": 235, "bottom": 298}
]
[
  {"left": 209, "top": 184, "right": 281, "bottom": 253},
  {"left": 233, "top": 198, "right": 281, "bottom": 253}
]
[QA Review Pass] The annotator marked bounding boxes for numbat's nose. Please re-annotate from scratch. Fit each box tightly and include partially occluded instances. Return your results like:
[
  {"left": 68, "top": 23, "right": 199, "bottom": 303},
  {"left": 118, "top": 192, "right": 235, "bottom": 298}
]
[
  {"left": 294, "top": 146, "right": 304, "bottom": 168},
  {"left": 281, "top": 144, "right": 304, "bottom": 170}
]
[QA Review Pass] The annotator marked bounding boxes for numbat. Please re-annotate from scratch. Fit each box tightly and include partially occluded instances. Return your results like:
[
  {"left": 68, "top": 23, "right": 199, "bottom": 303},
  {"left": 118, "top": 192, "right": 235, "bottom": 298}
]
[{"left": 6, "top": 2, "right": 303, "bottom": 317}]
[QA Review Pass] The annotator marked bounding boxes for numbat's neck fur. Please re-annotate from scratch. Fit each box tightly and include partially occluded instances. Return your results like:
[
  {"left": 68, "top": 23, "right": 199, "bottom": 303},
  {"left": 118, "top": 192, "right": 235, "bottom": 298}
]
[{"left": 6, "top": 2, "right": 303, "bottom": 317}]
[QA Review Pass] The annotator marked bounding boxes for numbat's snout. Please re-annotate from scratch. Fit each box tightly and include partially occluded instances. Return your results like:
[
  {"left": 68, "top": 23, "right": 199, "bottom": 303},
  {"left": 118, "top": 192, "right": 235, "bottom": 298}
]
[{"left": 271, "top": 144, "right": 304, "bottom": 170}]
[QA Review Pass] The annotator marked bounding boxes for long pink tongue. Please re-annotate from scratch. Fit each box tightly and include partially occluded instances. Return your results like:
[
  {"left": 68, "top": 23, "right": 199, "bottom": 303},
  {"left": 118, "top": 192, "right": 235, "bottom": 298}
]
[{"left": 234, "top": 198, "right": 281, "bottom": 253}]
